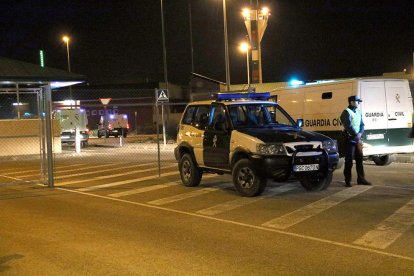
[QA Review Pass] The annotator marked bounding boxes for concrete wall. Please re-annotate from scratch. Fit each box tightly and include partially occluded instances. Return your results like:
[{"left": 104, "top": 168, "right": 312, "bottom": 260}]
[{"left": 0, "top": 119, "right": 61, "bottom": 156}]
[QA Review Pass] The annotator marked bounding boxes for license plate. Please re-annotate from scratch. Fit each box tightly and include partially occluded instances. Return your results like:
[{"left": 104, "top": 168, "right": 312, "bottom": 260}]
[
  {"left": 366, "top": 134, "right": 384, "bottom": 140},
  {"left": 293, "top": 164, "right": 319, "bottom": 172}
]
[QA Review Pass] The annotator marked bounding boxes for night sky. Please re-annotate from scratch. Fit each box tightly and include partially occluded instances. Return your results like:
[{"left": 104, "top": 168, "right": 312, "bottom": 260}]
[{"left": 1, "top": 0, "right": 414, "bottom": 86}]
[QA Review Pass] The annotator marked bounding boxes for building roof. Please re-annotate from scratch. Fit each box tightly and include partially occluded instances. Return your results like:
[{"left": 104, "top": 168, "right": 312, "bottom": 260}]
[{"left": 0, "top": 56, "right": 86, "bottom": 87}]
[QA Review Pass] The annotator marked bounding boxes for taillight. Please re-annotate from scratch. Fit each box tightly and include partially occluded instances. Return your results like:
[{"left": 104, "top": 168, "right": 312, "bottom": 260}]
[
  {"left": 127, "top": 123, "right": 130, "bottom": 129},
  {"left": 108, "top": 124, "right": 112, "bottom": 130}
]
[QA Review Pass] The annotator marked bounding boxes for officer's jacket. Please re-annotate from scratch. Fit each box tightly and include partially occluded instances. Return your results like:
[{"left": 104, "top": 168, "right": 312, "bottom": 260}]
[{"left": 340, "top": 105, "right": 365, "bottom": 138}]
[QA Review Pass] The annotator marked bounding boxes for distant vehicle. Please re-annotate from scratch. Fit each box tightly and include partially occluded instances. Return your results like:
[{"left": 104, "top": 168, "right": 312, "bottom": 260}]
[
  {"left": 55, "top": 109, "right": 89, "bottom": 147},
  {"left": 98, "top": 114, "right": 129, "bottom": 138},
  {"left": 270, "top": 78, "right": 414, "bottom": 166}
]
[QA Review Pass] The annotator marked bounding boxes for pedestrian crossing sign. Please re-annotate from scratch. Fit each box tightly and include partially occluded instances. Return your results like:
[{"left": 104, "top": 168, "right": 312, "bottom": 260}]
[{"left": 156, "top": 89, "right": 169, "bottom": 102}]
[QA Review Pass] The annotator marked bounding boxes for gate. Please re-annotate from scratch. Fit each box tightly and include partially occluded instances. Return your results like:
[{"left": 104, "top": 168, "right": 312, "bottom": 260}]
[{"left": 0, "top": 86, "right": 51, "bottom": 186}]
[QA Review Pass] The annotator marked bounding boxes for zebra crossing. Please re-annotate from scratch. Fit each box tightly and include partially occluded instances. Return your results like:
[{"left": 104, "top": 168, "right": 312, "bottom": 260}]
[{"left": 2, "top": 160, "right": 414, "bottom": 254}]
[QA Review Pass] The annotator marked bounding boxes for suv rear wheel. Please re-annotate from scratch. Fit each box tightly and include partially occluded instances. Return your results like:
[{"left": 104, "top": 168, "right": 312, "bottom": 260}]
[
  {"left": 179, "top": 153, "right": 202, "bottom": 187},
  {"left": 232, "top": 159, "right": 266, "bottom": 197}
]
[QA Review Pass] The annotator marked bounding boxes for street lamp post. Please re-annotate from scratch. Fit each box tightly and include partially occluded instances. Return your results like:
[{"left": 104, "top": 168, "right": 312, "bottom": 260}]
[
  {"left": 239, "top": 42, "right": 250, "bottom": 91},
  {"left": 222, "top": 0, "right": 231, "bottom": 92},
  {"left": 242, "top": 6, "right": 270, "bottom": 84},
  {"left": 62, "top": 35, "right": 72, "bottom": 100}
]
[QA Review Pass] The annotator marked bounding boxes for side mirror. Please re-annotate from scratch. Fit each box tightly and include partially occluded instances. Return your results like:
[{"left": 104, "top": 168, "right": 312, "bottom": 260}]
[{"left": 296, "top": 119, "right": 304, "bottom": 127}]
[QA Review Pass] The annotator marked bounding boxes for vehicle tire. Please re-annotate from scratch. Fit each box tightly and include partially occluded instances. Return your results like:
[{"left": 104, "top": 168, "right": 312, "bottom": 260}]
[
  {"left": 372, "top": 154, "right": 394, "bottom": 166},
  {"left": 232, "top": 159, "right": 266, "bottom": 197},
  {"left": 97, "top": 132, "right": 102, "bottom": 138},
  {"left": 105, "top": 131, "right": 110, "bottom": 138},
  {"left": 114, "top": 134, "right": 119, "bottom": 138},
  {"left": 179, "top": 153, "right": 202, "bottom": 187},
  {"left": 81, "top": 141, "right": 88, "bottom": 148},
  {"left": 298, "top": 171, "right": 333, "bottom": 191},
  {"left": 123, "top": 132, "right": 127, "bottom": 138}
]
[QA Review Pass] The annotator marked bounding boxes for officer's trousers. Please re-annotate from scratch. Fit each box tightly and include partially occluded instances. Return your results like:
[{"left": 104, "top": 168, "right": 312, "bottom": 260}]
[{"left": 343, "top": 140, "right": 365, "bottom": 183}]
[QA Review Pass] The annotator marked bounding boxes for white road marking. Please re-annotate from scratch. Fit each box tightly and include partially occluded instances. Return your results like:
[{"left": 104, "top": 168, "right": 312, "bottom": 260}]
[
  {"left": 56, "top": 163, "right": 170, "bottom": 186},
  {"left": 353, "top": 198, "right": 414, "bottom": 249},
  {"left": 197, "top": 183, "right": 297, "bottom": 216},
  {"left": 55, "top": 163, "right": 160, "bottom": 180},
  {"left": 262, "top": 185, "right": 372, "bottom": 229},
  {"left": 1, "top": 163, "right": 87, "bottom": 176},
  {"left": 56, "top": 186, "right": 414, "bottom": 262},
  {"left": 109, "top": 174, "right": 218, "bottom": 198},
  {"left": 94, "top": 164, "right": 176, "bottom": 179},
  {"left": 77, "top": 171, "right": 179, "bottom": 192},
  {"left": 19, "top": 163, "right": 121, "bottom": 178},
  {"left": 109, "top": 182, "right": 179, "bottom": 197},
  {"left": 147, "top": 182, "right": 232, "bottom": 206}
]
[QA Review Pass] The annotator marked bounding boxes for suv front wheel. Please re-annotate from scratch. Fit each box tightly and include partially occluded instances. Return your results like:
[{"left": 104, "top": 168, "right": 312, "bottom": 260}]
[
  {"left": 297, "top": 171, "right": 333, "bottom": 191},
  {"left": 179, "top": 153, "right": 202, "bottom": 187},
  {"left": 232, "top": 159, "right": 266, "bottom": 197}
]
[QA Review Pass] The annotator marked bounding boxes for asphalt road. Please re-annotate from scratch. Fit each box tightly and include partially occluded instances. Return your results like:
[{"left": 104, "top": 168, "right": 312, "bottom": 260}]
[{"left": 0, "top": 148, "right": 413, "bottom": 275}]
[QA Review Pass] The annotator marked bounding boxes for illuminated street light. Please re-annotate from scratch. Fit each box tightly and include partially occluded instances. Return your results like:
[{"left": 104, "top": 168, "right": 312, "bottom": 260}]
[
  {"left": 62, "top": 35, "right": 72, "bottom": 100},
  {"left": 239, "top": 42, "right": 251, "bottom": 90},
  {"left": 242, "top": 5, "right": 270, "bottom": 83},
  {"left": 62, "top": 36, "right": 71, "bottom": 72}
]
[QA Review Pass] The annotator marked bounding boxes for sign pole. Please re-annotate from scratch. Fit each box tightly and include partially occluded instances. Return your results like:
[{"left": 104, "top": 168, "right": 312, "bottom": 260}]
[
  {"left": 161, "top": 103, "right": 166, "bottom": 147},
  {"left": 155, "top": 100, "right": 161, "bottom": 177},
  {"left": 155, "top": 89, "right": 169, "bottom": 149}
]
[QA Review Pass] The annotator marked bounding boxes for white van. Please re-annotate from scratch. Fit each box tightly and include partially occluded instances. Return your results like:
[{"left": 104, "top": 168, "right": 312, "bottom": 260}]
[
  {"left": 270, "top": 78, "right": 414, "bottom": 165},
  {"left": 55, "top": 109, "right": 89, "bottom": 147}
]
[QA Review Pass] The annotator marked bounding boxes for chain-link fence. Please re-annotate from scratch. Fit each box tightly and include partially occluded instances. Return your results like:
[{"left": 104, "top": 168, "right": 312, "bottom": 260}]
[
  {"left": 0, "top": 86, "right": 188, "bottom": 188},
  {"left": 0, "top": 88, "right": 49, "bottom": 185}
]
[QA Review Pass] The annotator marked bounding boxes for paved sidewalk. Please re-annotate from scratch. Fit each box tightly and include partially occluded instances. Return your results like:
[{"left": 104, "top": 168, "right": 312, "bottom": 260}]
[{"left": 395, "top": 153, "right": 414, "bottom": 164}]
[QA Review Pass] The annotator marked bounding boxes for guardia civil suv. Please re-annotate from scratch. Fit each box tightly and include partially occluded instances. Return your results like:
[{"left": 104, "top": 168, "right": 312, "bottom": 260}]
[{"left": 174, "top": 92, "right": 339, "bottom": 197}]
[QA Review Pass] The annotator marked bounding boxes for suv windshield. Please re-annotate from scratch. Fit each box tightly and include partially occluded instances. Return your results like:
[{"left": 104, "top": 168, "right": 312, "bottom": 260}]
[{"left": 227, "top": 103, "right": 296, "bottom": 129}]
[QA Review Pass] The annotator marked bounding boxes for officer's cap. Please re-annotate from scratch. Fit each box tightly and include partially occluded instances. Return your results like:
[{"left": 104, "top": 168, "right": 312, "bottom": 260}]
[{"left": 348, "top": 95, "right": 362, "bottom": 103}]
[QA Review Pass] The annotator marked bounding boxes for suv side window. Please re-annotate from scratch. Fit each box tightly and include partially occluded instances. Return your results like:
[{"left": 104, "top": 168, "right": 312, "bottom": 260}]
[
  {"left": 194, "top": 105, "right": 210, "bottom": 130},
  {"left": 209, "top": 105, "right": 228, "bottom": 131},
  {"left": 182, "top": 106, "right": 196, "bottom": 125}
]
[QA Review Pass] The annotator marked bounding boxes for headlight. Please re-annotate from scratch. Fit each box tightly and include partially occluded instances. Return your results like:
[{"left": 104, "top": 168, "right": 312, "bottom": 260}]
[
  {"left": 256, "top": 143, "right": 286, "bottom": 155},
  {"left": 322, "top": 140, "right": 338, "bottom": 153}
]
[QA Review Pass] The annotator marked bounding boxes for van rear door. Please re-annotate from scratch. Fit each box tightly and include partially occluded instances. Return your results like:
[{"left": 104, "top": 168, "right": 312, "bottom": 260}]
[
  {"left": 360, "top": 80, "right": 413, "bottom": 149},
  {"left": 359, "top": 81, "right": 388, "bottom": 145},
  {"left": 384, "top": 80, "right": 413, "bottom": 147},
  {"left": 384, "top": 80, "right": 412, "bottom": 129}
]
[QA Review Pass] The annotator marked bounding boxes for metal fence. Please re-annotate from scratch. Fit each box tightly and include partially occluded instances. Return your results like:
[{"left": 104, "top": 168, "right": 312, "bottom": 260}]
[{"left": 0, "top": 86, "right": 188, "bottom": 187}]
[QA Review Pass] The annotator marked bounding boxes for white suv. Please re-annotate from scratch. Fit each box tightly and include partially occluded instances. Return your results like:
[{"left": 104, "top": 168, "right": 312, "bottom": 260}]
[{"left": 174, "top": 92, "right": 339, "bottom": 197}]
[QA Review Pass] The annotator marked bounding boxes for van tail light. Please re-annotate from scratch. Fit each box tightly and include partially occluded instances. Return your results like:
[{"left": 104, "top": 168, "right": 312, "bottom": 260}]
[
  {"left": 127, "top": 123, "right": 130, "bottom": 129},
  {"left": 108, "top": 123, "right": 112, "bottom": 130}
]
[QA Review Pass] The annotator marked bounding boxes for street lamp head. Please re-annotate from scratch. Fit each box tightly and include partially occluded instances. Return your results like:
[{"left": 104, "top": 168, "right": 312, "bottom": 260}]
[
  {"left": 239, "top": 42, "right": 250, "bottom": 53},
  {"left": 242, "top": 8, "right": 250, "bottom": 19},
  {"left": 261, "top": 7, "right": 270, "bottom": 16},
  {"left": 62, "top": 36, "right": 70, "bottom": 43}
]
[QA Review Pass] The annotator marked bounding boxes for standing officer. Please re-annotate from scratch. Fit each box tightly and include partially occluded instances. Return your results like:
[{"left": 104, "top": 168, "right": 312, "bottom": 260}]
[{"left": 340, "top": 95, "right": 371, "bottom": 187}]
